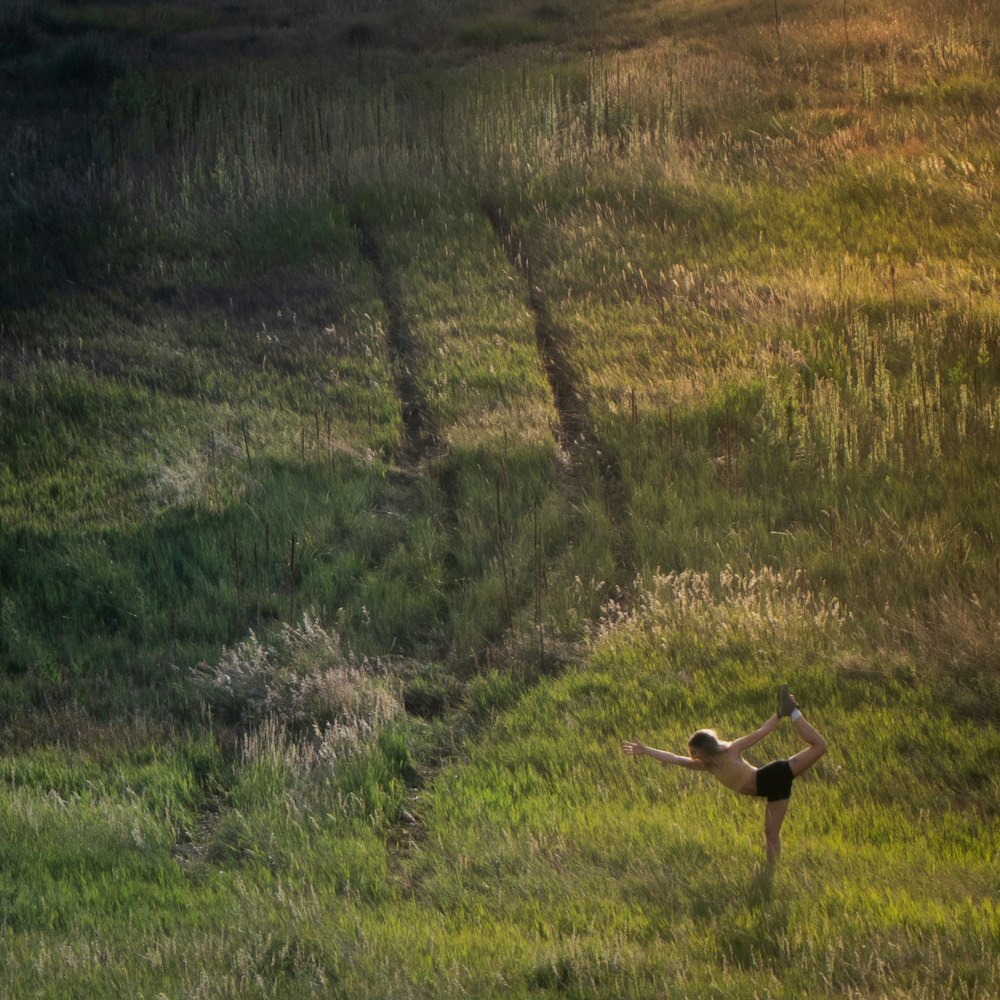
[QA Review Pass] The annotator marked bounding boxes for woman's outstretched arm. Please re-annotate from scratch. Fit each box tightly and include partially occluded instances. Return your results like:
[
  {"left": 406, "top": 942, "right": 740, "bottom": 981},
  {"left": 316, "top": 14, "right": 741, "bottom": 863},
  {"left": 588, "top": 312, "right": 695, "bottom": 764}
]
[
  {"left": 727, "top": 714, "right": 781, "bottom": 754},
  {"left": 621, "top": 741, "right": 704, "bottom": 769}
]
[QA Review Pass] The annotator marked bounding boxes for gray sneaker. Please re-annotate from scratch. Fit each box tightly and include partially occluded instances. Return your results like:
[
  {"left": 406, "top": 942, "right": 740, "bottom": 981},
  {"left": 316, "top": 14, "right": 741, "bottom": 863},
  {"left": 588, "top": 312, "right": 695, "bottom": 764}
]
[{"left": 777, "top": 685, "right": 797, "bottom": 717}]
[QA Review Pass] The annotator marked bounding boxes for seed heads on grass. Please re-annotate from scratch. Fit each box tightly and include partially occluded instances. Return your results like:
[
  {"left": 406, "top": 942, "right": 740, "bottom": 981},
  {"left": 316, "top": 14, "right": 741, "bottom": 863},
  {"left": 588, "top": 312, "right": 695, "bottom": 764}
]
[{"left": 193, "top": 613, "right": 403, "bottom": 733}]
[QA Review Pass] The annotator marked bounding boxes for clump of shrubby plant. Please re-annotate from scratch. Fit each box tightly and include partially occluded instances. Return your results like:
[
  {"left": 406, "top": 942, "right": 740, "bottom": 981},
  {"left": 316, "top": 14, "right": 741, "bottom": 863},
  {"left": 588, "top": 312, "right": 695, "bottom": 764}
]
[{"left": 193, "top": 613, "right": 403, "bottom": 735}]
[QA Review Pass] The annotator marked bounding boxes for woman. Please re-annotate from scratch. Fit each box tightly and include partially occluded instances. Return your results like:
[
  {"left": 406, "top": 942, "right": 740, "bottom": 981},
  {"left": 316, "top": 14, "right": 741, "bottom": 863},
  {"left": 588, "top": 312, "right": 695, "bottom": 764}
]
[{"left": 621, "top": 686, "right": 827, "bottom": 862}]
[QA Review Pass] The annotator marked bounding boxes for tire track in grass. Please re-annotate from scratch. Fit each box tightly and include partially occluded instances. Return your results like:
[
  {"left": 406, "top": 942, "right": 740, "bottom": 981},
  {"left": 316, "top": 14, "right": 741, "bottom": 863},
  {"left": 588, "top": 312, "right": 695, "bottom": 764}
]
[
  {"left": 352, "top": 210, "right": 503, "bottom": 667},
  {"left": 349, "top": 204, "right": 634, "bottom": 889},
  {"left": 483, "top": 200, "right": 635, "bottom": 583},
  {"left": 483, "top": 202, "right": 593, "bottom": 454},
  {"left": 351, "top": 211, "right": 438, "bottom": 465}
]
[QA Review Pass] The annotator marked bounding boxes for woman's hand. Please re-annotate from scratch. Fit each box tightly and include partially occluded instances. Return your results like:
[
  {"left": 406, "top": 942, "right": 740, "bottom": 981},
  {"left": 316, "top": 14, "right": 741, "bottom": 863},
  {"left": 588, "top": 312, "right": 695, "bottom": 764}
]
[{"left": 621, "top": 740, "right": 647, "bottom": 757}]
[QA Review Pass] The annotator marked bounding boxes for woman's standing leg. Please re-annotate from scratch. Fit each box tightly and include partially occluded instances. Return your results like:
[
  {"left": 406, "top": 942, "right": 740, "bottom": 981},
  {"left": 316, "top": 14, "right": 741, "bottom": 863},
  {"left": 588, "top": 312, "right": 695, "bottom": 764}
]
[
  {"left": 767, "top": 691, "right": 828, "bottom": 862},
  {"left": 764, "top": 799, "right": 789, "bottom": 863}
]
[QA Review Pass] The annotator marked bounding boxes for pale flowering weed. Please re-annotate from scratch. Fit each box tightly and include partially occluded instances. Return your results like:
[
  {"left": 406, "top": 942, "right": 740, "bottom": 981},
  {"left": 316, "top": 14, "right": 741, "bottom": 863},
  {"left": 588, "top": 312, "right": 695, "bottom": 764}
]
[
  {"left": 595, "top": 566, "right": 850, "bottom": 662},
  {"left": 192, "top": 613, "right": 403, "bottom": 735}
]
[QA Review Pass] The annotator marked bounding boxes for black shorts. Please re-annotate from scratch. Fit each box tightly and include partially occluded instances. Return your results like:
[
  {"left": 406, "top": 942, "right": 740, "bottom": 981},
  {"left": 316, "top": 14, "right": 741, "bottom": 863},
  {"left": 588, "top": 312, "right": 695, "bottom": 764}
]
[{"left": 755, "top": 760, "right": 793, "bottom": 802}]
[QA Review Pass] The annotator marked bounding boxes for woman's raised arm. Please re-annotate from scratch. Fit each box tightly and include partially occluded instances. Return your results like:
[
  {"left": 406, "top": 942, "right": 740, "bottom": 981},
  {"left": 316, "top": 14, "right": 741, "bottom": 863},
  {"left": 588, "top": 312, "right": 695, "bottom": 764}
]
[{"left": 727, "top": 714, "right": 781, "bottom": 754}]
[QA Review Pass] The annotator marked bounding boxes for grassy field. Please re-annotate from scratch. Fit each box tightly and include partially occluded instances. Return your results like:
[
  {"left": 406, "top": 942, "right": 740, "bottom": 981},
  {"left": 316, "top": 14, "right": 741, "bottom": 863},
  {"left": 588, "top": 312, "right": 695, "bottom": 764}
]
[{"left": 1, "top": 0, "right": 999, "bottom": 995}]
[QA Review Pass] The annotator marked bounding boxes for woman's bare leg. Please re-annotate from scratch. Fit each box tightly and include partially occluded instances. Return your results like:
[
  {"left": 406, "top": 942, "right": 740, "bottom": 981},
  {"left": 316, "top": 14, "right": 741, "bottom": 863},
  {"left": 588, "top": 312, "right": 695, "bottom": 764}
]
[
  {"left": 787, "top": 712, "right": 827, "bottom": 777},
  {"left": 762, "top": 693, "right": 827, "bottom": 862},
  {"left": 764, "top": 799, "right": 789, "bottom": 863}
]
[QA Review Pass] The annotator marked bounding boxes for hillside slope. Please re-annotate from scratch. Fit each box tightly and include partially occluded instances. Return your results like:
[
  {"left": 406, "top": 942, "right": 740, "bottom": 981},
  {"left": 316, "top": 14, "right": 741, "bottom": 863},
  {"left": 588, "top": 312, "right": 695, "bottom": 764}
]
[{"left": 1, "top": 0, "right": 998, "bottom": 994}]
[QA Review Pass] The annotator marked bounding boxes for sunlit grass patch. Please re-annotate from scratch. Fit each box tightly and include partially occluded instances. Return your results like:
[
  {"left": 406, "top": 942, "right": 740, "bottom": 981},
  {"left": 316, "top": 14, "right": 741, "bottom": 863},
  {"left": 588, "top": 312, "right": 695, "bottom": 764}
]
[
  {"left": 0, "top": 730, "right": 221, "bottom": 933},
  {"left": 387, "top": 571, "right": 1000, "bottom": 997}
]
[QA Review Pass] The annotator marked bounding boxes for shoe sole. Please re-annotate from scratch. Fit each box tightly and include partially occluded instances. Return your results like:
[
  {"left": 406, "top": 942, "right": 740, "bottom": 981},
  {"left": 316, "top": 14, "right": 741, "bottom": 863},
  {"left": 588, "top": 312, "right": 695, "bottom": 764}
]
[{"left": 777, "top": 684, "right": 794, "bottom": 717}]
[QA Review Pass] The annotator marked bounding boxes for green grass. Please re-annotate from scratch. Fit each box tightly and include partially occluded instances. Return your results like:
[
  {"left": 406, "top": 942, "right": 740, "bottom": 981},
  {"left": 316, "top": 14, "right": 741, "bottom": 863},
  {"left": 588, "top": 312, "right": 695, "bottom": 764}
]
[
  {"left": 453, "top": 15, "right": 549, "bottom": 50},
  {"left": 50, "top": 3, "right": 220, "bottom": 37},
  {"left": 2, "top": 0, "right": 1000, "bottom": 993},
  {"left": 3, "top": 580, "right": 999, "bottom": 997}
]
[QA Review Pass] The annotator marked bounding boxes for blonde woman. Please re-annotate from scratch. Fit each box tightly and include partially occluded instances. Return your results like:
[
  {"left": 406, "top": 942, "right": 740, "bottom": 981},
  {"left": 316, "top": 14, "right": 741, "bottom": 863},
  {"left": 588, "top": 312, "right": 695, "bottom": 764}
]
[{"left": 622, "top": 687, "right": 827, "bottom": 862}]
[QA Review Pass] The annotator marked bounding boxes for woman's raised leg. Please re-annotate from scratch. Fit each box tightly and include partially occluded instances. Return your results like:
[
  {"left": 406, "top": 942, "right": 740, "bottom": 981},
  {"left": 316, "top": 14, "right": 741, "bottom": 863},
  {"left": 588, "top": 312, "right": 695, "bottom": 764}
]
[{"left": 787, "top": 711, "right": 827, "bottom": 777}]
